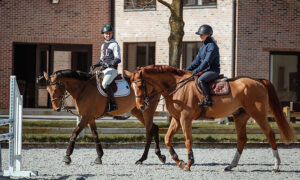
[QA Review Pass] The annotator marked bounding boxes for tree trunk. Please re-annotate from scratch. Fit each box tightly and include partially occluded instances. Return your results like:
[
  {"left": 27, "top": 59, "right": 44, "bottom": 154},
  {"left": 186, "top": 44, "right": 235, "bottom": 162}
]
[{"left": 158, "top": 0, "right": 184, "bottom": 68}]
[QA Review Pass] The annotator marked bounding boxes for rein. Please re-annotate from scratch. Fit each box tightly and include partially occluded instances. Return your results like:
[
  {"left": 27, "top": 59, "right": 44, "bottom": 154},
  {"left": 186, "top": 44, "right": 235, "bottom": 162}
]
[{"left": 133, "top": 73, "right": 195, "bottom": 105}]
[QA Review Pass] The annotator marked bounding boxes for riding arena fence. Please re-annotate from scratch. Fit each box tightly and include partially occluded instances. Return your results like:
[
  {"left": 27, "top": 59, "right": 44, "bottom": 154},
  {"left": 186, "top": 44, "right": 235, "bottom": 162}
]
[{"left": 0, "top": 76, "right": 37, "bottom": 177}]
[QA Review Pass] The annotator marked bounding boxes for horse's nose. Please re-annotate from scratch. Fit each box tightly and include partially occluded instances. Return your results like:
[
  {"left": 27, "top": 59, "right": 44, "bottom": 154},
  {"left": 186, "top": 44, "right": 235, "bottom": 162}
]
[{"left": 140, "top": 105, "right": 145, "bottom": 111}]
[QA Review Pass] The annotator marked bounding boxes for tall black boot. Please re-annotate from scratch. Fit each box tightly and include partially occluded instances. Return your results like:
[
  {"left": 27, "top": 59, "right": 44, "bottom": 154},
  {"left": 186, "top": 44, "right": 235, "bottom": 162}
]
[
  {"left": 198, "top": 81, "right": 212, "bottom": 107},
  {"left": 105, "top": 84, "right": 118, "bottom": 112}
]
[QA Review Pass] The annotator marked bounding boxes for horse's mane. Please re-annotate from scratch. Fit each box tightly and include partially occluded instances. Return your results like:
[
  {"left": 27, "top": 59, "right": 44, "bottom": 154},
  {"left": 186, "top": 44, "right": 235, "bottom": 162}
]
[
  {"left": 54, "top": 69, "right": 92, "bottom": 81},
  {"left": 140, "top": 65, "right": 186, "bottom": 76}
]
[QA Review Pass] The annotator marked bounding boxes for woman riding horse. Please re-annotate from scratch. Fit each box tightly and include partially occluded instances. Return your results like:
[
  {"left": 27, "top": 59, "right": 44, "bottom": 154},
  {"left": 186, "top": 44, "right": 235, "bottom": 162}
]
[
  {"left": 187, "top": 24, "right": 220, "bottom": 107},
  {"left": 125, "top": 65, "right": 295, "bottom": 172}
]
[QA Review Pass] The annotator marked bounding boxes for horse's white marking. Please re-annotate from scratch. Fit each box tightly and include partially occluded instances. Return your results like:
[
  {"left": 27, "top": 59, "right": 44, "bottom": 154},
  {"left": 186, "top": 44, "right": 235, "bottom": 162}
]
[
  {"left": 132, "top": 82, "right": 137, "bottom": 96},
  {"left": 272, "top": 149, "right": 281, "bottom": 172},
  {"left": 224, "top": 151, "right": 241, "bottom": 171}
]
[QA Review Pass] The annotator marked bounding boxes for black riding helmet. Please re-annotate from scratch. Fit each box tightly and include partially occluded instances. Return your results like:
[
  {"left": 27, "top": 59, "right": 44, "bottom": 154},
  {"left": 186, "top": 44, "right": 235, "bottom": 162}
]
[
  {"left": 195, "top": 24, "right": 213, "bottom": 36},
  {"left": 101, "top": 24, "right": 114, "bottom": 34}
]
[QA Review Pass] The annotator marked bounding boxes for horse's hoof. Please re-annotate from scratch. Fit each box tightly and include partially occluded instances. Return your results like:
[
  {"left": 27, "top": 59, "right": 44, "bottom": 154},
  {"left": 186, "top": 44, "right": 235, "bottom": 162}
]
[
  {"left": 135, "top": 160, "right": 143, "bottom": 165},
  {"left": 272, "top": 169, "right": 280, "bottom": 173},
  {"left": 178, "top": 160, "right": 185, "bottom": 169},
  {"left": 224, "top": 166, "right": 233, "bottom": 171},
  {"left": 159, "top": 155, "right": 166, "bottom": 164},
  {"left": 94, "top": 157, "right": 102, "bottom": 164},
  {"left": 63, "top": 156, "right": 71, "bottom": 165},
  {"left": 184, "top": 166, "right": 191, "bottom": 171}
]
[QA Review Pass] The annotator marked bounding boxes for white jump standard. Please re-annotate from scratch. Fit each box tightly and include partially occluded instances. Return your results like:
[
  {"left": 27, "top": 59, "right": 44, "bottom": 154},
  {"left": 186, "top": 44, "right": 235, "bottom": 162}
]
[{"left": 0, "top": 76, "right": 38, "bottom": 177}]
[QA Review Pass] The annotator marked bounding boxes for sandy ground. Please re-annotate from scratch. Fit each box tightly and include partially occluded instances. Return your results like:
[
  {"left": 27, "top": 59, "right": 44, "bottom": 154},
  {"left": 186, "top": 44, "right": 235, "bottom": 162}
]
[{"left": 1, "top": 147, "right": 300, "bottom": 180}]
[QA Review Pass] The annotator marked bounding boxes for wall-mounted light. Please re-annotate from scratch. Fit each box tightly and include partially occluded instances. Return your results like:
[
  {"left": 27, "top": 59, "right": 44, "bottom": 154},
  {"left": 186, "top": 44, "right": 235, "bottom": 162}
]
[{"left": 50, "top": 0, "right": 60, "bottom": 4}]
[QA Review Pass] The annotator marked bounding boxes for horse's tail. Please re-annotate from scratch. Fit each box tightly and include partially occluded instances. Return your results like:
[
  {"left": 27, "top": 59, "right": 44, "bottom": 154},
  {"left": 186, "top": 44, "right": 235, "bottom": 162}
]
[{"left": 260, "top": 79, "right": 295, "bottom": 144}]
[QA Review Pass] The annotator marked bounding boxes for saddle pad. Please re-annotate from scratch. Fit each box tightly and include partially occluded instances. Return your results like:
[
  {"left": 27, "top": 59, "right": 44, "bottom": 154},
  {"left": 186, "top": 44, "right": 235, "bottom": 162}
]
[
  {"left": 209, "top": 80, "right": 230, "bottom": 95},
  {"left": 97, "top": 78, "right": 131, "bottom": 97},
  {"left": 195, "top": 77, "right": 231, "bottom": 96}
]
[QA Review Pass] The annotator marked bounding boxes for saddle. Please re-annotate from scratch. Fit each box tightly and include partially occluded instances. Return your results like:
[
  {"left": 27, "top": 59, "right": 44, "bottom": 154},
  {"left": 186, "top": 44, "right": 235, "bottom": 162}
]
[
  {"left": 96, "top": 72, "right": 130, "bottom": 97},
  {"left": 98, "top": 73, "right": 122, "bottom": 93},
  {"left": 195, "top": 74, "right": 231, "bottom": 96}
]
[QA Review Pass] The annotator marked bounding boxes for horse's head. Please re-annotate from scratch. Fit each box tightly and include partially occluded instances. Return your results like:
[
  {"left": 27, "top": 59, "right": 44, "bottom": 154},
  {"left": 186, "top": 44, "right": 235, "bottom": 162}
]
[
  {"left": 124, "top": 69, "right": 154, "bottom": 111},
  {"left": 43, "top": 72, "right": 66, "bottom": 111}
]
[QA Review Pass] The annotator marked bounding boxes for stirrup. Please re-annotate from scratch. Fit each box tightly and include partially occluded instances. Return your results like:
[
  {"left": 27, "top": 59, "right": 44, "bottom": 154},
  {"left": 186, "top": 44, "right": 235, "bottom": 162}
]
[{"left": 105, "top": 102, "right": 118, "bottom": 112}]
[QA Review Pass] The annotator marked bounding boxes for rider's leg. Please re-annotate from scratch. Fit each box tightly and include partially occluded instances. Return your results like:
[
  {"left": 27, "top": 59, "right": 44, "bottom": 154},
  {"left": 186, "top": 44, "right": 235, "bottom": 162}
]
[
  {"left": 105, "top": 84, "right": 118, "bottom": 112},
  {"left": 102, "top": 68, "right": 118, "bottom": 112},
  {"left": 198, "top": 71, "right": 219, "bottom": 107}
]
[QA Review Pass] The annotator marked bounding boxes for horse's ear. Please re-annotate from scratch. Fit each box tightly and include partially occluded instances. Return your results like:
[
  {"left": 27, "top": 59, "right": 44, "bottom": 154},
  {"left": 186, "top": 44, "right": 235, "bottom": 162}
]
[
  {"left": 43, "top": 71, "right": 49, "bottom": 80},
  {"left": 123, "top": 70, "right": 132, "bottom": 78}
]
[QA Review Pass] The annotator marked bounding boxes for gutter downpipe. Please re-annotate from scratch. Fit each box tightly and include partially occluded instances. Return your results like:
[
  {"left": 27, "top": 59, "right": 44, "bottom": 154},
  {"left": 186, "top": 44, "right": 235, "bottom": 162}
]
[{"left": 232, "top": 0, "right": 237, "bottom": 78}]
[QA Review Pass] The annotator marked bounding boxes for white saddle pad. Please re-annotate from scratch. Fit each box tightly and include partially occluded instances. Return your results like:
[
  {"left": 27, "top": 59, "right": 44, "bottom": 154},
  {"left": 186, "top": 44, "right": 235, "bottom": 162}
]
[{"left": 97, "top": 78, "right": 131, "bottom": 97}]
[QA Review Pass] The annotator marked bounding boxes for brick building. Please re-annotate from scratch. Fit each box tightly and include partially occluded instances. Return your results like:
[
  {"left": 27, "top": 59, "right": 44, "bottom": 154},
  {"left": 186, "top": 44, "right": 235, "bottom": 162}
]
[
  {"left": 0, "top": 0, "right": 299, "bottom": 109},
  {"left": 0, "top": 0, "right": 112, "bottom": 109},
  {"left": 235, "top": 0, "right": 300, "bottom": 103},
  {"left": 117, "top": 0, "right": 300, "bottom": 108}
]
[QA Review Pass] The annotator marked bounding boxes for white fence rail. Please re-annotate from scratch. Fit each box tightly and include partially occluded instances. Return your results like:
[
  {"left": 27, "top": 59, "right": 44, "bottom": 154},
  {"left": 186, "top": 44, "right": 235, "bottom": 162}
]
[{"left": 0, "top": 76, "right": 37, "bottom": 177}]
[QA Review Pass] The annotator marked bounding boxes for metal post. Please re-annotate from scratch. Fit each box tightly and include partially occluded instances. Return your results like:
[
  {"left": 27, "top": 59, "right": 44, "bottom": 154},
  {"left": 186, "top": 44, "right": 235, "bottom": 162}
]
[{"left": 8, "top": 76, "right": 15, "bottom": 173}]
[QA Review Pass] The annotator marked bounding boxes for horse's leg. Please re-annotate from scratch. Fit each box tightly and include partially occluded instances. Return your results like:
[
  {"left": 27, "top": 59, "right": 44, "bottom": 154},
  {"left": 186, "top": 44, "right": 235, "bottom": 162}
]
[
  {"left": 165, "top": 117, "right": 184, "bottom": 169},
  {"left": 89, "top": 120, "right": 104, "bottom": 164},
  {"left": 253, "top": 115, "right": 280, "bottom": 172},
  {"left": 247, "top": 105, "right": 281, "bottom": 172},
  {"left": 225, "top": 109, "right": 250, "bottom": 171},
  {"left": 152, "top": 123, "right": 166, "bottom": 163},
  {"left": 130, "top": 107, "right": 153, "bottom": 164},
  {"left": 179, "top": 115, "right": 194, "bottom": 171},
  {"left": 63, "top": 116, "right": 88, "bottom": 164}
]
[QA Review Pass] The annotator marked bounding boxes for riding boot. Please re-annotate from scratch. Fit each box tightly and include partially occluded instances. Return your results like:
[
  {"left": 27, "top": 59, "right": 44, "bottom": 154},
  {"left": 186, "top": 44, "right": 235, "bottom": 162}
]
[
  {"left": 198, "top": 81, "right": 212, "bottom": 107},
  {"left": 105, "top": 84, "right": 118, "bottom": 112}
]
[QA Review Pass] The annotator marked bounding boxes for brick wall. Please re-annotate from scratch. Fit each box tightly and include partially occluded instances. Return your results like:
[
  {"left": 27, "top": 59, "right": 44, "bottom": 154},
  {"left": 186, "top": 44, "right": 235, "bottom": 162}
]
[
  {"left": 236, "top": 0, "right": 300, "bottom": 78},
  {"left": 0, "top": 0, "right": 110, "bottom": 108}
]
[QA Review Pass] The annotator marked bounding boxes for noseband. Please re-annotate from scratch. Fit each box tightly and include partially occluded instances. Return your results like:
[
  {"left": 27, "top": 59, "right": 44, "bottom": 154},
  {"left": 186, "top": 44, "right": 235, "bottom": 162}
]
[
  {"left": 47, "top": 79, "right": 69, "bottom": 110},
  {"left": 132, "top": 74, "right": 151, "bottom": 107}
]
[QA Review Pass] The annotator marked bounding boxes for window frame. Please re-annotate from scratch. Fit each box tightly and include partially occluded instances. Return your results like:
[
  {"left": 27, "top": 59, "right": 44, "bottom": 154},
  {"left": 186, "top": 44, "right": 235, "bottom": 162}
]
[
  {"left": 124, "top": 0, "right": 156, "bottom": 11},
  {"left": 123, "top": 42, "right": 156, "bottom": 71},
  {"left": 183, "top": 0, "right": 217, "bottom": 9}
]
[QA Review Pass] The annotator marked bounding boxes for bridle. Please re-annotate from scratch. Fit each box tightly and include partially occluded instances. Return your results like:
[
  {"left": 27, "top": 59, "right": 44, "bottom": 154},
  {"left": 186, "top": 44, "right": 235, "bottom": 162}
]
[{"left": 132, "top": 72, "right": 195, "bottom": 108}]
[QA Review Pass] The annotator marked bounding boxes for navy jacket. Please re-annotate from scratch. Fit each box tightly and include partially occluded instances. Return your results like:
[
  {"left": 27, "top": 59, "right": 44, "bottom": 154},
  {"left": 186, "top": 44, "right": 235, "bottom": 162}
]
[{"left": 187, "top": 37, "right": 220, "bottom": 74}]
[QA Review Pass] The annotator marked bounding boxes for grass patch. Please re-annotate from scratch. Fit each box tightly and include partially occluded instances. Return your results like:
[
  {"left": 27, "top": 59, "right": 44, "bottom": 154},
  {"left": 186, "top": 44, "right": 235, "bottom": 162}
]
[{"left": 22, "top": 133, "right": 300, "bottom": 143}]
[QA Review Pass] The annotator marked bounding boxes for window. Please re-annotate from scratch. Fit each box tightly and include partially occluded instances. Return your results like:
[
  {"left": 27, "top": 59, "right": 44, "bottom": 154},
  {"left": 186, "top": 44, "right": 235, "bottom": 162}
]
[
  {"left": 182, "top": 42, "right": 202, "bottom": 69},
  {"left": 124, "top": 0, "right": 156, "bottom": 10},
  {"left": 183, "top": 0, "right": 217, "bottom": 6},
  {"left": 124, "top": 43, "right": 155, "bottom": 72},
  {"left": 270, "top": 53, "right": 300, "bottom": 103}
]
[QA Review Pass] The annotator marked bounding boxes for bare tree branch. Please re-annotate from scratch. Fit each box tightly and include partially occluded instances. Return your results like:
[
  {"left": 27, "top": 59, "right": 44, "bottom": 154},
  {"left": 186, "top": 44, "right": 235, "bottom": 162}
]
[{"left": 157, "top": 0, "right": 175, "bottom": 14}]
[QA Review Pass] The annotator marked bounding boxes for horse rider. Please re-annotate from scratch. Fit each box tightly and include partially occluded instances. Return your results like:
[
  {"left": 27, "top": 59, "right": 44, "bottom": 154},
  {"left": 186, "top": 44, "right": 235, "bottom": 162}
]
[
  {"left": 90, "top": 24, "right": 121, "bottom": 112},
  {"left": 186, "top": 24, "right": 220, "bottom": 107}
]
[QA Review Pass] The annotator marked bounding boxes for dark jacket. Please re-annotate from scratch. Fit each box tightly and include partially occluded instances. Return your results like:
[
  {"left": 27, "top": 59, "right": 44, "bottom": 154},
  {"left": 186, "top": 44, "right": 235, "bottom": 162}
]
[{"left": 187, "top": 37, "right": 220, "bottom": 74}]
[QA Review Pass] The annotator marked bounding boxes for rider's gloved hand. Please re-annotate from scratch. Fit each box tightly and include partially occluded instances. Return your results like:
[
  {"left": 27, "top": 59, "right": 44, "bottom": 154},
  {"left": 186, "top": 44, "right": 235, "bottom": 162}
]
[{"left": 193, "top": 71, "right": 203, "bottom": 76}]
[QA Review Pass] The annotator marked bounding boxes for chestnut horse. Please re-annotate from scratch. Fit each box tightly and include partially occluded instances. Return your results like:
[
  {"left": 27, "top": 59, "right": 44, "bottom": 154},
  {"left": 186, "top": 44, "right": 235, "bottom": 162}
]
[
  {"left": 124, "top": 65, "right": 295, "bottom": 172},
  {"left": 39, "top": 70, "right": 166, "bottom": 165}
]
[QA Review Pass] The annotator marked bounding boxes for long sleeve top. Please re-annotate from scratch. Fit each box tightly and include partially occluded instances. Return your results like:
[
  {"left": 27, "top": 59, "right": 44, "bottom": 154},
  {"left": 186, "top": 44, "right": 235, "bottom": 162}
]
[{"left": 187, "top": 37, "right": 220, "bottom": 74}]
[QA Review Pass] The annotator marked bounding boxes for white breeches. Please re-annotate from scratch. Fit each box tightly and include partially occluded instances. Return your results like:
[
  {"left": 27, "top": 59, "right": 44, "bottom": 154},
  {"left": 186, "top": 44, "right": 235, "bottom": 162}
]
[{"left": 102, "top": 68, "right": 118, "bottom": 89}]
